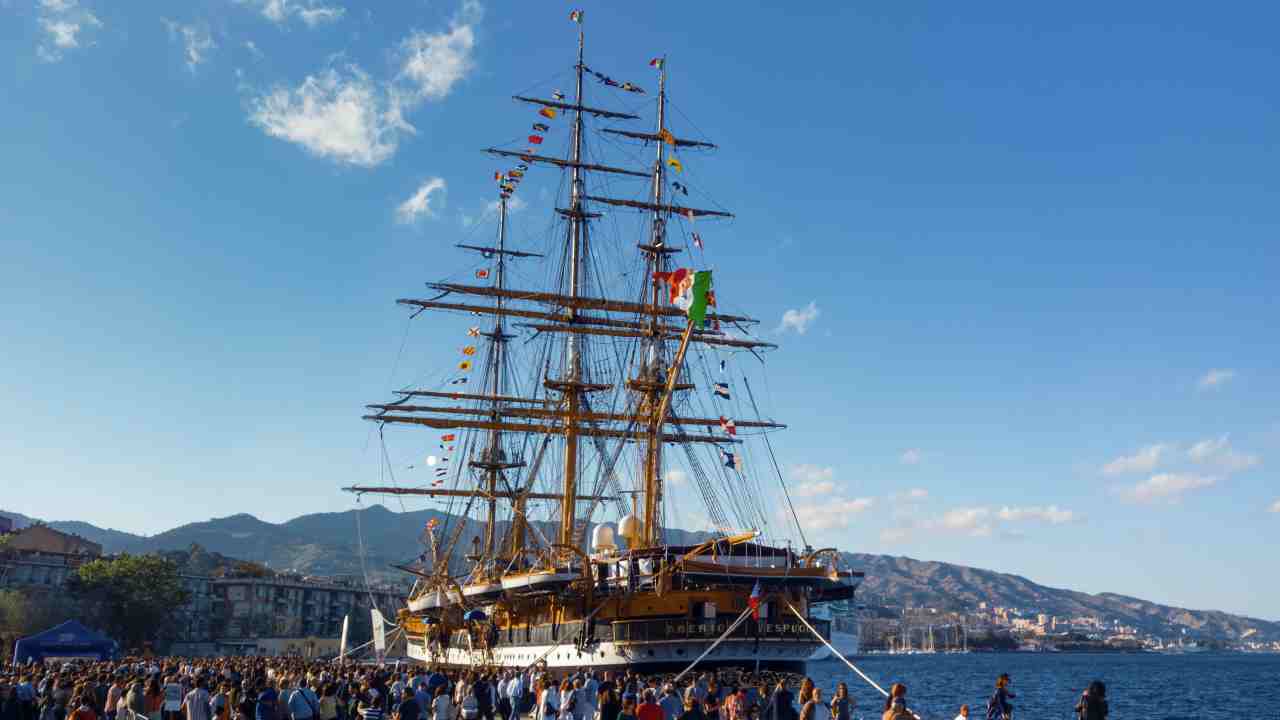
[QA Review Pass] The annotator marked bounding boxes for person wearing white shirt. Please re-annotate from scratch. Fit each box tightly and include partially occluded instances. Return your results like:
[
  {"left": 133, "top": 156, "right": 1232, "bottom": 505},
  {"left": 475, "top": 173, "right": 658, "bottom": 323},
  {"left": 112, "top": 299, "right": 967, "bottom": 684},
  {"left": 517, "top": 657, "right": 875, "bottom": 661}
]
[{"left": 953, "top": 705, "right": 969, "bottom": 720}]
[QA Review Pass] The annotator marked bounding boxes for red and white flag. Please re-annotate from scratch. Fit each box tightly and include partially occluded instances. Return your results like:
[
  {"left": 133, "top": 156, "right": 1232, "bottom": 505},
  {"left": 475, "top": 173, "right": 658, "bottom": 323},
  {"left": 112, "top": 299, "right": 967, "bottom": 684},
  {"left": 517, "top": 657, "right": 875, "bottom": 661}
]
[{"left": 718, "top": 416, "right": 736, "bottom": 436}]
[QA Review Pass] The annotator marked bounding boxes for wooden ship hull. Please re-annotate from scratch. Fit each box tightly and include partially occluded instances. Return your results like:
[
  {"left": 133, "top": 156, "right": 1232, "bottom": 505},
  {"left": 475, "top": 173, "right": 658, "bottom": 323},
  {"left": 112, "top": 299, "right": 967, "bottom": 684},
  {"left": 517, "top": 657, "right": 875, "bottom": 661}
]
[{"left": 398, "top": 544, "right": 860, "bottom": 671}]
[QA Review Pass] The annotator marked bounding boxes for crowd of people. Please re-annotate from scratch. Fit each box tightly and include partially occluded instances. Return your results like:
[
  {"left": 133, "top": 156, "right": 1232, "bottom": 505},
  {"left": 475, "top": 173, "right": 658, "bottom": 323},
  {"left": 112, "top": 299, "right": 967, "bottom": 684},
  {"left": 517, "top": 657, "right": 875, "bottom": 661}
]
[{"left": 0, "top": 659, "right": 1108, "bottom": 720}]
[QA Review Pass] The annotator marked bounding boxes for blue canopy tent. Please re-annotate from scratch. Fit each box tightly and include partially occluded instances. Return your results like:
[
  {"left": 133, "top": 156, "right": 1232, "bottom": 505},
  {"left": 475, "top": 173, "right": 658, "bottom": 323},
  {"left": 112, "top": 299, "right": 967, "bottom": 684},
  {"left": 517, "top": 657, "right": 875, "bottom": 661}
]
[{"left": 12, "top": 620, "right": 118, "bottom": 664}]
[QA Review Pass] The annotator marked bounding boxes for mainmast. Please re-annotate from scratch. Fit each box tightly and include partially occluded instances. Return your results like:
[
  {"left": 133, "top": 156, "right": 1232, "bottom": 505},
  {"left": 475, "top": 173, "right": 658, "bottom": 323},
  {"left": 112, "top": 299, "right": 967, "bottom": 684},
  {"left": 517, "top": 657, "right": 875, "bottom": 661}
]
[
  {"left": 640, "top": 60, "right": 671, "bottom": 547},
  {"left": 557, "top": 25, "right": 589, "bottom": 548},
  {"left": 478, "top": 195, "right": 510, "bottom": 563}
]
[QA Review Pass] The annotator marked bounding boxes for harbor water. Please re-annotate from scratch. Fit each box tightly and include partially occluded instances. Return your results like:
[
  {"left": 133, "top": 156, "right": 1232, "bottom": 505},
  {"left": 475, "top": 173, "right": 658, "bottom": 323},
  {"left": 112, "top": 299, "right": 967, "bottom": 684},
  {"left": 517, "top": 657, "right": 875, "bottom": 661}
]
[{"left": 804, "top": 652, "right": 1279, "bottom": 719}]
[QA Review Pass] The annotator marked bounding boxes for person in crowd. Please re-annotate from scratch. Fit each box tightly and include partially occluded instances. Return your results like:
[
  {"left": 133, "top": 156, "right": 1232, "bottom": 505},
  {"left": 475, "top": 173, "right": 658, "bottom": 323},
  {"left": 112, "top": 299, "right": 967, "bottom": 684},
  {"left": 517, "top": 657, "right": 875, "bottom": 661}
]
[
  {"left": 289, "top": 679, "right": 319, "bottom": 720},
  {"left": 598, "top": 684, "right": 622, "bottom": 720},
  {"left": 180, "top": 679, "right": 210, "bottom": 720},
  {"left": 880, "top": 684, "right": 910, "bottom": 720},
  {"left": 675, "top": 693, "right": 700, "bottom": 720},
  {"left": 428, "top": 687, "right": 450, "bottom": 720},
  {"left": 1074, "top": 681, "right": 1107, "bottom": 720},
  {"left": 144, "top": 681, "right": 164, "bottom": 720},
  {"left": 952, "top": 705, "right": 968, "bottom": 720},
  {"left": 617, "top": 697, "right": 636, "bottom": 720},
  {"left": 657, "top": 687, "right": 680, "bottom": 720},
  {"left": 797, "top": 689, "right": 819, "bottom": 720},
  {"left": 828, "top": 684, "right": 851, "bottom": 720},
  {"left": 533, "top": 679, "right": 556, "bottom": 720},
  {"left": 211, "top": 683, "right": 231, "bottom": 720},
  {"left": 393, "top": 688, "right": 418, "bottom": 720},
  {"left": 554, "top": 681, "right": 574, "bottom": 720},
  {"left": 764, "top": 680, "right": 790, "bottom": 720},
  {"left": 985, "top": 675, "right": 1013, "bottom": 720}
]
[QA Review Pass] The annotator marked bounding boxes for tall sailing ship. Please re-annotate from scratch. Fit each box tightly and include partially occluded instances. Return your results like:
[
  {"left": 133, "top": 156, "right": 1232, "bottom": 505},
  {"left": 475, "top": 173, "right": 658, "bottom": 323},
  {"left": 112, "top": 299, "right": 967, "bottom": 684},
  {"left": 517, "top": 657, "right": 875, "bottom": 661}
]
[{"left": 347, "top": 15, "right": 861, "bottom": 671}]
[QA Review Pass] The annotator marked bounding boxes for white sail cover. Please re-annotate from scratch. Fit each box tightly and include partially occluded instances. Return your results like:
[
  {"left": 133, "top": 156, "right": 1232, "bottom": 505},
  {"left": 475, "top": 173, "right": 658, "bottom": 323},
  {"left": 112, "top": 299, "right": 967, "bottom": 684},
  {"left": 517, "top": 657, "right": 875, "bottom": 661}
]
[
  {"left": 339, "top": 615, "right": 349, "bottom": 659},
  {"left": 371, "top": 608, "right": 387, "bottom": 659}
]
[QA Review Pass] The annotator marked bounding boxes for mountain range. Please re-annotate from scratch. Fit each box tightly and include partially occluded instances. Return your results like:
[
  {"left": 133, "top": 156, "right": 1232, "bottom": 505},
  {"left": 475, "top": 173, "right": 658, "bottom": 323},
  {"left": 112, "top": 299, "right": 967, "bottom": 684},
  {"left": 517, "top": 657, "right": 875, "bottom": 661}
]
[{"left": 4, "top": 506, "right": 1277, "bottom": 642}]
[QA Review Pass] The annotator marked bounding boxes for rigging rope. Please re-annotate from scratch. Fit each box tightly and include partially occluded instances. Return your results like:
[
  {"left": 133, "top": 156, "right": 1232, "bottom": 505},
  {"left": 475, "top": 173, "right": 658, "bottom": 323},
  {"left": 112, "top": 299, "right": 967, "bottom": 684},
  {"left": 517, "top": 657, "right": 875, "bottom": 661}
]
[
  {"left": 782, "top": 601, "right": 922, "bottom": 719},
  {"left": 744, "top": 376, "right": 807, "bottom": 548}
]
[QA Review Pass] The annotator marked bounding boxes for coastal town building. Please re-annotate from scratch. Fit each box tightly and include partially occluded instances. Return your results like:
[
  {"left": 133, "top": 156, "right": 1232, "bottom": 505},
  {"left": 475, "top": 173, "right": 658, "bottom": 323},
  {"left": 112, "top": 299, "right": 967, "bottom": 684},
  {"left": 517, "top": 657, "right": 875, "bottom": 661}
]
[
  {"left": 0, "top": 524, "right": 102, "bottom": 588},
  {"left": 171, "top": 572, "right": 407, "bottom": 656}
]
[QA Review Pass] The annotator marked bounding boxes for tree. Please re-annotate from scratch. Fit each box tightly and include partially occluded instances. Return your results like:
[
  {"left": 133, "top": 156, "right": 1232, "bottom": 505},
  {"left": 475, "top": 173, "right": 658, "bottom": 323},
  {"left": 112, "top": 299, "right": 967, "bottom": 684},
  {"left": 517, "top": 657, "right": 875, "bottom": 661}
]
[{"left": 67, "top": 553, "right": 190, "bottom": 651}]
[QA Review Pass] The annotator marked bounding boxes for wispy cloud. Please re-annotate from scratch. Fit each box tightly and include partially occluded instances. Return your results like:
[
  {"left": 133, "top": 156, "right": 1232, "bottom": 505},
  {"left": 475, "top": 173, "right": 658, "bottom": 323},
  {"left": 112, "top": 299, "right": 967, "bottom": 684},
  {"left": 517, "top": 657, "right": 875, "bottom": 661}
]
[
  {"left": 788, "top": 464, "right": 836, "bottom": 498},
  {"left": 900, "top": 448, "right": 923, "bottom": 466},
  {"left": 1187, "top": 434, "right": 1261, "bottom": 473},
  {"left": 238, "top": 0, "right": 345, "bottom": 27},
  {"left": 892, "top": 487, "right": 929, "bottom": 503},
  {"left": 36, "top": 0, "right": 101, "bottom": 62},
  {"left": 1120, "top": 473, "right": 1218, "bottom": 504},
  {"left": 996, "top": 505, "right": 1074, "bottom": 524},
  {"left": 244, "top": 40, "right": 264, "bottom": 59},
  {"left": 1197, "top": 368, "right": 1236, "bottom": 390},
  {"left": 463, "top": 195, "right": 527, "bottom": 228},
  {"left": 164, "top": 20, "right": 216, "bottom": 72},
  {"left": 882, "top": 500, "right": 1074, "bottom": 544},
  {"left": 248, "top": 1, "right": 480, "bottom": 166},
  {"left": 395, "top": 177, "right": 447, "bottom": 224},
  {"left": 1102, "top": 443, "right": 1169, "bottom": 476},
  {"left": 777, "top": 301, "right": 819, "bottom": 335},
  {"left": 1270, "top": 499, "right": 1280, "bottom": 514},
  {"left": 794, "top": 497, "right": 874, "bottom": 530}
]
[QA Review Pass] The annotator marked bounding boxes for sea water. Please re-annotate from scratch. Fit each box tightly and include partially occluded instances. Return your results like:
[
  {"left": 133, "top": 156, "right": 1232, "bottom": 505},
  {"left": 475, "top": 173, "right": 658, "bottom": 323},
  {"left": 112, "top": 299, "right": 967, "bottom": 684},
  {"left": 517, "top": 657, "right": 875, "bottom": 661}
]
[{"left": 803, "top": 652, "right": 1280, "bottom": 719}]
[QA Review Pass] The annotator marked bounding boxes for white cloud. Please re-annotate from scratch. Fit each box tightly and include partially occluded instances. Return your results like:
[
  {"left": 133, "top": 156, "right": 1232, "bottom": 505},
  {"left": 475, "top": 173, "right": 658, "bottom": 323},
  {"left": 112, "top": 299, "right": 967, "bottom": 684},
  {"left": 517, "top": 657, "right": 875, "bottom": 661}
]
[
  {"left": 396, "top": 178, "right": 447, "bottom": 224},
  {"left": 244, "top": 40, "right": 263, "bottom": 59},
  {"left": 787, "top": 464, "right": 836, "bottom": 498},
  {"left": 900, "top": 448, "right": 923, "bottom": 466},
  {"left": 240, "top": 0, "right": 345, "bottom": 27},
  {"left": 248, "top": 4, "right": 480, "bottom": 166},
  {"left": 164, "top": 21, "right": 216, "bottom": 72},
  {"left": 1102, "top": 443, "right": 1170, "bottom": 476},
  {"left": 938, "top": 507, "right": 992, "bottom": 537},
  {"left": 1121, "top": 473, "right": 1218, "bottom": 504},
  {"left": 1270, "top": 499, "right": 1280, "bottom": 514},
  {"left": 1187, "top": 434, "right": 1260, "bottom": 473},
  {"left": 395, "top": 23, "right": 476, "bottom": 103},
  {"left": 996, "top": 505, "right": 1074, "bottom": 525},
  {"left": 792, "top": 480, "right": 835, "bottom": 498},
  {"left": 882, "top": 500, "right": 1075, "bottom": 544},
  {"left": 666, "top": 469, "right": 687, "bottom": 487},
  {"left": 1197, "top": 368, "right": 1235, "bottom": 390},
  {"left": 788, "top": 464, "right": 834, "bottom": 484},
  {"left": 464, "top": 195, "right": 527, "bottom": 228},
  {"left": 250, "top": 65, "right": 409, "bottom": 167},
  {"left": 35, "top": 0, "right": 101, "bottom": 62},
  {"left": 794, "top": 497, "right": 874, "bottom": 530},
  {"left": 777, "top": 301, "right": 820, "bottom": 335}
]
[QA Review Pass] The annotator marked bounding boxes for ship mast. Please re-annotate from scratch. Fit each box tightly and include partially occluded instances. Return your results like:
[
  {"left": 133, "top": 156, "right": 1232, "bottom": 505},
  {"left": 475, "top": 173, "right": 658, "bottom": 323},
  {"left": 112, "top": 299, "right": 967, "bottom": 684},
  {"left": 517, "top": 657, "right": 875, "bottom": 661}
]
[
  {"left": 558, "top": 25, "right": 588, "bottom": 548},
  {"left": 477, "top": 195, "right": 511, "bottom": 564},
  {"left": 639, "top": 60, "right": 671, "bottom": 547}
]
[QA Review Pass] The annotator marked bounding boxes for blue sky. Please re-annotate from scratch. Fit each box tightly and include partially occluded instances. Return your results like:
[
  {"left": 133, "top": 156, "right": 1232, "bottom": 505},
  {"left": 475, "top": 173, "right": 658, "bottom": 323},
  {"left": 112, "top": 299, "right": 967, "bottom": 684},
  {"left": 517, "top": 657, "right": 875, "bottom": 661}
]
[{"left": 2, "top": 0, "right": 1277, "bottom": 619}]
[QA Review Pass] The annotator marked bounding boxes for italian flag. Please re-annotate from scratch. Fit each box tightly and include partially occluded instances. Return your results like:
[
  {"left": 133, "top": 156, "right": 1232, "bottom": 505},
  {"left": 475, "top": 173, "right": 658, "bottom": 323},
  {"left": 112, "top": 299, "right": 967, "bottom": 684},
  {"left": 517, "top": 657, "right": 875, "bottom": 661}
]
[{"left": 654, "top": 268, "right": 714, "bottom": 327}]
